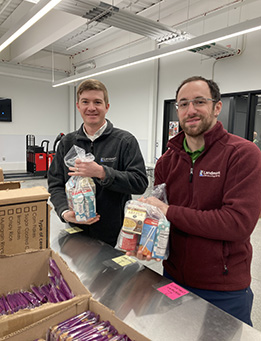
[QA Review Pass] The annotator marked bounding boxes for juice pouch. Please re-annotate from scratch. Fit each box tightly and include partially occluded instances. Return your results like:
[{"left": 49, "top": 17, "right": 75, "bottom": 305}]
[
  {"left": 152, "top": 219, "right": 170, "bottom": 259},
  {"left": 138, "top": 218, "right": 158, "bottom": 256},
  {"left": 72, "top": 191, "right": 87, "bottom": 222}
]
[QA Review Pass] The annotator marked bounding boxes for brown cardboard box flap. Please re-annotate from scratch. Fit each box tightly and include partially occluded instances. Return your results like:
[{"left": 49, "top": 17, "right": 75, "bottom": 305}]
[
  {"left": 0, "top": 168, "right": 4, "bottom": 182},
  {"left": 0, "top": 186, "right": 49, "bottom": 205},
  {"left": 0, "top": 182, "right": 21, "bottom": 190},
  {"left": 0, "top": 249, "right": 88, "bottom": 296}
]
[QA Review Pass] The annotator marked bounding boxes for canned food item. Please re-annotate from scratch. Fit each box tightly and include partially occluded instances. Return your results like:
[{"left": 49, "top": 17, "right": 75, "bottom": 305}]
[{"left": 118, "top": 230, "right": 138, "bottom": 251}]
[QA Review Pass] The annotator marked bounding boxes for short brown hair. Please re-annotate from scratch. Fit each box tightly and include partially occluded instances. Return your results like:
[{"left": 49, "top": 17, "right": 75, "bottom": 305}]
[
  {"left": 176, "top": 76, "right": 221, "bottom": 103},
  {"left": 77, "top": 79, "right": 109, "bottom": 105}
]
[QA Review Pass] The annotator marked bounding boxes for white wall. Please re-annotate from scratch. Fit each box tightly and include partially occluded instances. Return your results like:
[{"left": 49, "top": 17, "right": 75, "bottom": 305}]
[
  {"left": 1, "top": 30, "right": 261, "bottom": 171},
  {"left": 75, "top": 59, "right": 158, "bottom": 164},
  {"left": 0, "top": 72, "right": 70, "bottom": 170}
]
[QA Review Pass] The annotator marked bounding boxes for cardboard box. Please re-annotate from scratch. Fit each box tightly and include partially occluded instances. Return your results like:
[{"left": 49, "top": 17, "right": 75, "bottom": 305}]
[
  {"left": 0, "top": 186, "right": 50, "bottom": 254},
  {"left": 0, "top": 168, "right": 4, "bottom": 182},
  {"left": 0, "top": 249, "right": 91, "bottom": 339},
  {"left": 0, "top": 297, "right": 150, "bottom": 341},
  {"left": 0, "top": 182, "right": 20, "bottom": 190},
  {"left": 0, "top": 168, "right": 20, "bottom": 191}
]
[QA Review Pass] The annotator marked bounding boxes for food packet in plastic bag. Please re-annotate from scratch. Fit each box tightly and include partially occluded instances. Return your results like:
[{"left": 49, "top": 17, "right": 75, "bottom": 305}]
[
  {"left": 64, "top": 145, "right": 96, "bottom": 222},
  {"left": 116, "top": 184, "right": 170, "bottom": 259}
]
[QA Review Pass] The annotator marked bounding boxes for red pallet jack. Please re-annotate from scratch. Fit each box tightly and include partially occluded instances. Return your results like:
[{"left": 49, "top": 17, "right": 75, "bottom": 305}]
[
  {"left": 47, "top": 133, "right": 64, "bottom": 169},
  {"left": 26, "top": 135, "right": 49, "bottom": 176},
  {"left": 4, "top": 134, "right": 64, "bottom": 180}
]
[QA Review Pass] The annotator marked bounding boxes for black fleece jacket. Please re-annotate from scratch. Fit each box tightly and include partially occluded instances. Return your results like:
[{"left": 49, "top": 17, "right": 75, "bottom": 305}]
[{"left": 48, "top": 120, "right": 148, "bottom": 246}]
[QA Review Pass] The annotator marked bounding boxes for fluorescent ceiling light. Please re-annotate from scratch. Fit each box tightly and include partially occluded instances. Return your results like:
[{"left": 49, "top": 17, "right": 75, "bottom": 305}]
[
  {"left": 0, "top": 0, "right": 63, "bottom": 53},
  {"left": 53, "top": 16, "right": 261, "bottom": 87},
  {"left": 25, "top": 0, "right": 41, "bottom": 4}
]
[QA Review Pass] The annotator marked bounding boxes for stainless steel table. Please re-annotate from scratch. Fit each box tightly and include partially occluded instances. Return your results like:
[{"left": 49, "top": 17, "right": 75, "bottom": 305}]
[{"left": 51, "top": 229, "right": 261, "bottom": 341}]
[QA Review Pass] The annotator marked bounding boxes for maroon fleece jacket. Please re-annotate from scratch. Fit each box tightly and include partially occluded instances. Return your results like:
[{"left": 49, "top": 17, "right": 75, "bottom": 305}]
[{"left": 155, "top": 121, "right": 261, "bottom": 291}]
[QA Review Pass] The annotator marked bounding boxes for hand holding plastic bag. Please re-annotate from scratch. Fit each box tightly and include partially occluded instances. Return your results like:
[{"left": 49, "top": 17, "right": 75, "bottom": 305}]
[
  {"left": 64, "top": 145, "right": 95, "bottom": 168},
  {"left": 145, "top": 183, "right": 168, "bottom": 204},
  {"left": 116, "top": 184, "right": 170, "bottom": 261},
  {"left": 64, "top": 145, "right": 97, "bottom": 222}
]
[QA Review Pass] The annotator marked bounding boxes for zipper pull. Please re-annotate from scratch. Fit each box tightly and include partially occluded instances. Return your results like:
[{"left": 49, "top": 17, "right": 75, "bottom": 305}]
[
  {"left": 189, "top": 167, "right": 193, "bottom": 182},
  {"left": 223, "top": 265, "right": 228, "bottom": 275}
]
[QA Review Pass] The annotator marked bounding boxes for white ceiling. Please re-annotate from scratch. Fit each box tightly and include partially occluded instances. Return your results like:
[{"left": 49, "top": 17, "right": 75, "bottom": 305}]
[{"left": 0, "top": 0, "right": 260, "bottom": 76}]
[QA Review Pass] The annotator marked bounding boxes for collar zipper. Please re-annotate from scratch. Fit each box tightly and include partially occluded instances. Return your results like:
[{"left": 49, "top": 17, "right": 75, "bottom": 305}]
[{"left": 189, "top": 160, "right": 195, "bottom": 183}]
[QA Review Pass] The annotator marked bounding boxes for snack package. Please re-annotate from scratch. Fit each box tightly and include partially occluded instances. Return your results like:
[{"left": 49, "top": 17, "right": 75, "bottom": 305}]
[
  {"left": 47, "top": 310, "right": 132, "bottom": 341},
  {"left": 121, "top": 202, "right": 147, "bottom": 235},
  {"left": 116, "top": 184, "right": 170, "bottom": 259},
  {"left": 64, "top": 145, "right": 96, "bottom": 222}
]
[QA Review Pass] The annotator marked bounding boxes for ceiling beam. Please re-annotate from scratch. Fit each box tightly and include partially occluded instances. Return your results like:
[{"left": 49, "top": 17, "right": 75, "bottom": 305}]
[
  {"left": 10, "top": 10, "right": 86, "bottom": 62},
  {"left": 52, "top": 16, "right": 261, "bottom": 87}
]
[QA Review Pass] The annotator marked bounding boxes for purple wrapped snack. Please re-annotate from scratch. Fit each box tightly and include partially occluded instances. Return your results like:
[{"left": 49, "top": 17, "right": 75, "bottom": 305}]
[
  {"left": 49, "top": 276, "right": 57, "bottom": 286},
  {"left": 0, "top": 297, "right": 7, "bottom": 315},
  {"left": 40, "top": 284, "right": 52, "bottom": 298},
  {"left": 31, "top": 286, "right": 47, "bottom": 303},
  {"left": 58, "top": 325, "right": 92, "bottom": 340},
  {"left": 73, "top": 321, "right": 110, "bottom": 339},
  {"left": 2, "top": 295, "right": 12, "bottom": 314},
  {"left": 56, "top": 288, "right": 67, "bottom": 302},
  {"left": 58, "top": 317, "right": 100, "bottom": 340},
  {"left": 49, "top": 258, "right": 61, "bottom": 278},
  {"left": 110, "top": 336, "right": 132, "bottom": 341},
  {"left": 47, "top": 285, "right": 60, "bottom": 303},
  {"left": 22, "top": 291, "right": 41, "bottom": 307},
  {"left": 6, "top": 292, "right": 31, "bottom": 312},
  {"left": 14, "top": 292, "right": 30, "bottom": 310},
  {"left": 6, "top": 293, "right": 18, "bottom": 313},
  {"left": 58, "top": 277, "right": 74, "bottom": 300},
  {"left": 81, "top": 335, "right": 109, "bottom": 341},
  {"left": 49, "top": 311, "right": 97, "bottom": 340}
]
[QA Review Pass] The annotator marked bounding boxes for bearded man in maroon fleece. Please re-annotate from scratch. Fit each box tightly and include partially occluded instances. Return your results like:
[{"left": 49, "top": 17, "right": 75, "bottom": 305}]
[{"left": 129, "top": 76, "right": 261, "bottom": 326}]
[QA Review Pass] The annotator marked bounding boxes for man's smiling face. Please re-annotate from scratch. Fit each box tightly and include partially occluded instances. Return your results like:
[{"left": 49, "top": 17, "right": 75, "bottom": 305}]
[
  {"left": 76, "top": 90, "right": 109, "bottom": 133},
  {"left": 176, "top": 80, "right": 221, "bottom": 137}
]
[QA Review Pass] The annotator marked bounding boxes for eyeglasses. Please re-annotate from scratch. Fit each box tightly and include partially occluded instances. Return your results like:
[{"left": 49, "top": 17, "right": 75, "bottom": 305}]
[{"left": 175, "top": 98, "right": 216, "bottom": 110}]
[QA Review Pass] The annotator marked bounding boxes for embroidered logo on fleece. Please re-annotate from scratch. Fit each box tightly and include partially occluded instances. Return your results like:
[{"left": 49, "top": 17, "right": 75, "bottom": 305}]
[
  {"left": 100, "top": 157, "right": 117, "bottom": 163},
  {"left": 199, "top": 170, "right": 221, "bottom": 178}
]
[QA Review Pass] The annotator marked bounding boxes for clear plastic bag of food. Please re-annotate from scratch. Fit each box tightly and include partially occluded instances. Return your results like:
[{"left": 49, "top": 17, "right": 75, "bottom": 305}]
[
  {"left": 116, "top": 184, "right": 170, "bottom": 259},
  {"left": 64, "top": 145, "right": 96, "bottom": 222}
]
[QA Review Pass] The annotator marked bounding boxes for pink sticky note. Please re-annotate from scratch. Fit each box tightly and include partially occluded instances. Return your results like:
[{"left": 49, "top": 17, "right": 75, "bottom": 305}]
[{"left": 157, "top": 282, "right": 189, "bottom": 300}]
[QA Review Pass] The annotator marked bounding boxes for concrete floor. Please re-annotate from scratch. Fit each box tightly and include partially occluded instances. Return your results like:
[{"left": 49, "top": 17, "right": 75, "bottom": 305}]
[{"left": 20, "top": 177, "right": 261, "bottom": 332}]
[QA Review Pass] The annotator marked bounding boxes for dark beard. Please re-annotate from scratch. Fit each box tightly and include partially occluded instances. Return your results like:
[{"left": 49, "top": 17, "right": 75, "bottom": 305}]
[{"left": 180, "top": 115, "right": 215, "bottom": 137}]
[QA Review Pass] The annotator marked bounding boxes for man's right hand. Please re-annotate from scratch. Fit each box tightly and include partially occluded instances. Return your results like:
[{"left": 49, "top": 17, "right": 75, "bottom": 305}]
[{"left": 63, "top": 210, "right": 100, "bottom": 225}]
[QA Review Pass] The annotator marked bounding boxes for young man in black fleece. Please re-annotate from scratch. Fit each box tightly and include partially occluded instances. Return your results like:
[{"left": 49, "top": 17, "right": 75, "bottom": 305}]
[{"left": 48, "top": 79, "right": 148, "bottom": 247}]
